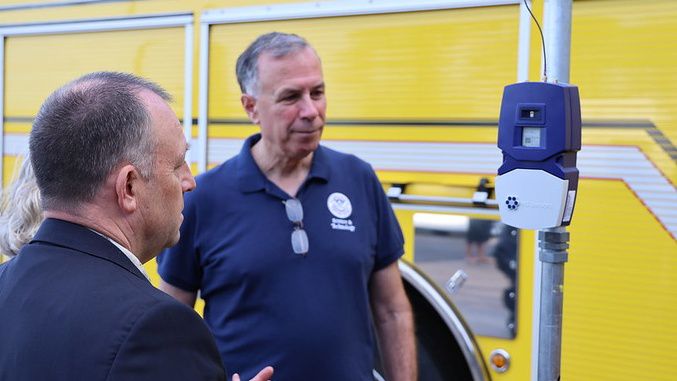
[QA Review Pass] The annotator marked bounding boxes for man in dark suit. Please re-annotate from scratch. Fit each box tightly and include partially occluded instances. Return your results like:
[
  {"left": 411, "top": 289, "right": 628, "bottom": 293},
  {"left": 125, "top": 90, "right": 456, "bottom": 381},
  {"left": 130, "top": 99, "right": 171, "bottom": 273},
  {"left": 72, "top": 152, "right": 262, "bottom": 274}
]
[{"left": 0, "top": 72, "right": 273, "bottom": 381}]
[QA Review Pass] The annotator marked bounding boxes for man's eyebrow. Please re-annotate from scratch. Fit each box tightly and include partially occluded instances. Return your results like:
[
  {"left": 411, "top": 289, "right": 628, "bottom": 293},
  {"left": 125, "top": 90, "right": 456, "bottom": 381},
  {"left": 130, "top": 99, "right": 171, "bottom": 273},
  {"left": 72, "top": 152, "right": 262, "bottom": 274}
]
[
  {"left": 277, "top": 87, "right": 300, "bottom": 96},
  {"left": 277, "top": 83, "right": 324, "bottom": 98}
]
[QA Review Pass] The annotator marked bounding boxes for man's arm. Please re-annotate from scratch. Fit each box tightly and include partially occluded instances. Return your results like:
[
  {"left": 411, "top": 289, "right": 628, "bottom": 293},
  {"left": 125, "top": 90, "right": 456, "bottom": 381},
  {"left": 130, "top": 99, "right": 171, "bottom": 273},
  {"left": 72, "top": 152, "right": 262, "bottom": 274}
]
[
  {"left": 160, "top": 279, "right": 198, "bottom": 307},
  {"left": 370, "top": 261, "right": 417, "bottom": 381}
]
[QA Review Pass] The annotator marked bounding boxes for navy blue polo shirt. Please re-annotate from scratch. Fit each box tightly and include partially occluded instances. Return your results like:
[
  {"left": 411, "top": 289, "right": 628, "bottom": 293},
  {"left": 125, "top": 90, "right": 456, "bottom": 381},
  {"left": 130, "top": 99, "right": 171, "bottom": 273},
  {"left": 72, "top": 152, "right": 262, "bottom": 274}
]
[{"left": 157, "top": 134, "right": 404, "bottom": 381}]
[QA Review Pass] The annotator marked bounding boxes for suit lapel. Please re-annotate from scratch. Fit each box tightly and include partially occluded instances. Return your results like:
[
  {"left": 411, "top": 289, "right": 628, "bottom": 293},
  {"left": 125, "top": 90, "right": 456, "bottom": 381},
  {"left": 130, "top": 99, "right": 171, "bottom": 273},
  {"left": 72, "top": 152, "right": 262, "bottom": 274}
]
[{"left": 30, "top": 218, "right": 148, "bottom": 282}]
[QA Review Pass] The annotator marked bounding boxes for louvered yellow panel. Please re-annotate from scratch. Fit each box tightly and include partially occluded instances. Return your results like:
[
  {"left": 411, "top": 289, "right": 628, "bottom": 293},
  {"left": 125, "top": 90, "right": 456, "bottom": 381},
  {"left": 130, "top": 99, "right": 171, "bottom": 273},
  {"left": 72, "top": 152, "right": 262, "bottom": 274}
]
[
  {"left": 564, "top": 3, "right": 677, "bottom": 379},
  {"left": 0, "top": 0, "right": 71, "bottom": 5},
  {"left": 5, "top": 28, "right": 185, "bottom": 120},
  {"left": 572, "top": 0, "right": 677, "bottom": 182},
  {"left": 208, "top": 5, "right": 520, "bottom": 134},
  {"left": 562, "top": 178, "right": 677, "bottom": 381},
  {"left": 0, "top": 1, "right": 296, "bottom": 24}
]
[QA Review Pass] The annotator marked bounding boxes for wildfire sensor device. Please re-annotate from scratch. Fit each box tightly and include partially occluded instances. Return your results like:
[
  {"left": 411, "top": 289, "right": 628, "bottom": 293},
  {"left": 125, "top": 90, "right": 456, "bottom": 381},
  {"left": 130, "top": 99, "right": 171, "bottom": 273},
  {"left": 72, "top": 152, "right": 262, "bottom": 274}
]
[{"left": 495, "top": 82, "right": 581, "bottom": 229}]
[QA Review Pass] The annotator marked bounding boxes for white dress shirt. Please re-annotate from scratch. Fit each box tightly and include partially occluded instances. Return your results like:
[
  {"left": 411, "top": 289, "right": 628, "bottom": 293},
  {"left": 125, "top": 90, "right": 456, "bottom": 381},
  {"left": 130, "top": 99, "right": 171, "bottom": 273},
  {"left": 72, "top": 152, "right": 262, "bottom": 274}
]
[{"left": 90, "top": 229, "right": 151, "bottom": 281}]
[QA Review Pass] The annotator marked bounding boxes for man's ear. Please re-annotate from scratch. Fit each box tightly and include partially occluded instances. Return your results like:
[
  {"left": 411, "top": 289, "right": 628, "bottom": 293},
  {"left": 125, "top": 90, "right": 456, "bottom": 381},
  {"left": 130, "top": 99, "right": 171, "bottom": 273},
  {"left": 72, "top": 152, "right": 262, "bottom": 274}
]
[
  {"left": 115, "top": 164, "right": 141, "bottom": 213},
  {"left": 241, "top": 94, "right": 259, "bottom": 124}
]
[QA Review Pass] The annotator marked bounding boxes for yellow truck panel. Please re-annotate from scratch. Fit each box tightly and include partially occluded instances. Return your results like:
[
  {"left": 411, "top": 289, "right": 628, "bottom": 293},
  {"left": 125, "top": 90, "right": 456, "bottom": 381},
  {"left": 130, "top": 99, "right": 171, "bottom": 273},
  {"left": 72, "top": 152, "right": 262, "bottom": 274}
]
[
  {"left": 5, "top": 28, "right": 185, "bottom": 118},
  {"left": 572, "top": 0, "right": 677, "bottom": 180},
  {"left": 209, "top": 6, "right": 519, "bottom": 121}
]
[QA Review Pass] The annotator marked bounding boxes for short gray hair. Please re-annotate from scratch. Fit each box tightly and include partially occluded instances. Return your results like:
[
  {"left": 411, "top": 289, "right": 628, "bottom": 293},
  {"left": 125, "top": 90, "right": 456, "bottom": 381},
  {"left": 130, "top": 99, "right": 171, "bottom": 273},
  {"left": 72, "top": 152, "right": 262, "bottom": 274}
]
[
  {"left": 29, "top": 71, "right": 171, "bottom": 211},
  {"left": 236, "top": 32, "right": 312, "bottom": 96},
  {"left": 0, "top": 155, "right": 41, "bottom": 257}
]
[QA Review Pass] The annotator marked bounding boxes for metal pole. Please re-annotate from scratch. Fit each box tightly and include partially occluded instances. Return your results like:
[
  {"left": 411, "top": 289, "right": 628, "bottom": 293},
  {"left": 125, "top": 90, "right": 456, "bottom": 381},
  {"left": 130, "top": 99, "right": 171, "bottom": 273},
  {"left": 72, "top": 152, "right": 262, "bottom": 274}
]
[
  {"left": 543, "top": 0, "right": 572, "bottom": 83},
  {"left": 537, "top": 227, "right": 569, "bottom": 381},
  {"left": 537, "top": 1, "right": 573, "bottom": 381}
]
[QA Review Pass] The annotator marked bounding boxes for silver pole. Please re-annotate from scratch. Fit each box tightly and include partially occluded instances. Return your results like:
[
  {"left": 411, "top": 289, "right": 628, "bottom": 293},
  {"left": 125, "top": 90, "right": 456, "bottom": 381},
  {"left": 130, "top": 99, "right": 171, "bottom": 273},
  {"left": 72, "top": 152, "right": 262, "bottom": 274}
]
[
  {"left": 543, "top": 0, "right": 572, "bottom": 83},
  {"left": 537, "top": 227, "right": 569, "bottom": 381},
  {"left": 538, "top": 1, "right": 573, "bottom": 380}
]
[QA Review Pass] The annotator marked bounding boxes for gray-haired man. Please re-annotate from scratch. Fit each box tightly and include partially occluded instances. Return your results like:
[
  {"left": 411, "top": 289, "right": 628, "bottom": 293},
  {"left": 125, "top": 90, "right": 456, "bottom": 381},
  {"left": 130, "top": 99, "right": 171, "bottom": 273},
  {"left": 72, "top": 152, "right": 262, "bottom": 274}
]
[{"left": 158, "top": 32, "right": 417, "bottom": 380}]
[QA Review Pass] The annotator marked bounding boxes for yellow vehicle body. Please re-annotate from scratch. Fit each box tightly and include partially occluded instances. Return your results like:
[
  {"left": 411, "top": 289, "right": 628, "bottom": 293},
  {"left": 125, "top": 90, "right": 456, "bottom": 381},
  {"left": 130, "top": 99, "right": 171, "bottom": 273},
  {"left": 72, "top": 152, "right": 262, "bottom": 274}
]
[{"left": 0, "top": 1, "right": 674, "bottom": 380}]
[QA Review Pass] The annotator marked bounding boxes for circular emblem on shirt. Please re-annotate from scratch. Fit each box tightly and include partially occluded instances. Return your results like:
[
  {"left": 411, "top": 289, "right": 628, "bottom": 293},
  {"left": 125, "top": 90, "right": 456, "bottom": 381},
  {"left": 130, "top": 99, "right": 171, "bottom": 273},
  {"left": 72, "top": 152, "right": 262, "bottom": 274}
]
[{"left": 327, "top": 192, "right": 352, "bottom": 218}]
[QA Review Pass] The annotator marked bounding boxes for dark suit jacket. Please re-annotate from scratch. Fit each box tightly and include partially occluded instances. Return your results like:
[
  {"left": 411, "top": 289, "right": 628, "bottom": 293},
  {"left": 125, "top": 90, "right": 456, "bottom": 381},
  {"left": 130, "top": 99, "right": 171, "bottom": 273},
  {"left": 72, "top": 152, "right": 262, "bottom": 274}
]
[{"left": 0, "top": 218, "right": 225, "bottom": 381}]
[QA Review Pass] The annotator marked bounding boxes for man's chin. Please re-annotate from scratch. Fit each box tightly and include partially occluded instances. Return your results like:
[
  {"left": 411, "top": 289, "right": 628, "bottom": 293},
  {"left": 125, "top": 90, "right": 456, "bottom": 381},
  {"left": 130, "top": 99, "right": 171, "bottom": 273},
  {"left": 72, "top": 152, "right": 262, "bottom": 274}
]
[
  {"left": 297, "top": 136, "right": 321, "bottom": 152},
  {"left": 165, "top": 233, "right": 181, "bottom": 249}
]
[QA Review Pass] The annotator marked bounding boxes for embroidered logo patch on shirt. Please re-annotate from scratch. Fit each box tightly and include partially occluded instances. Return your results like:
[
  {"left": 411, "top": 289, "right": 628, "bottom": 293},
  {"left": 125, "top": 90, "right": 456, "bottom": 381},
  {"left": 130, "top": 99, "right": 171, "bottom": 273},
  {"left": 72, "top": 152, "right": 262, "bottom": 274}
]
[
  {"left": 327, "top": 192, "right": 352, "bottom": 218},
  {"left": 327, "top": 192, "right": 356, "bottom": 232}
]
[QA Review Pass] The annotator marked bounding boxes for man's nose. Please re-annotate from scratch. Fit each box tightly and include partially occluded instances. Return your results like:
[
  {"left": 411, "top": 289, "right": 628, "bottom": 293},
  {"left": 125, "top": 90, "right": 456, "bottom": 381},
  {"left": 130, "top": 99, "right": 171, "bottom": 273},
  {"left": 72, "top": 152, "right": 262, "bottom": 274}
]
[
  {"left": 298, "top": 94, "right": 320, "bottom": 120},
  {"left": 181, "top": 163, "right": 197, "bottom": 192}
]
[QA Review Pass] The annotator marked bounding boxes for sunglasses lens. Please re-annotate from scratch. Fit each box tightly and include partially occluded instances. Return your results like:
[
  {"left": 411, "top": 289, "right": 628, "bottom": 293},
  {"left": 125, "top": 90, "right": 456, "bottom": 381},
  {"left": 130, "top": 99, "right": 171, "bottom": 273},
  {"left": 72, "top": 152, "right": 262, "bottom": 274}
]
[
  {"left": 285, "top": 199, "right": 304, "bottom": 222},
  {"left": 291, "top": 228, "right": 309, "bottom": 255}
]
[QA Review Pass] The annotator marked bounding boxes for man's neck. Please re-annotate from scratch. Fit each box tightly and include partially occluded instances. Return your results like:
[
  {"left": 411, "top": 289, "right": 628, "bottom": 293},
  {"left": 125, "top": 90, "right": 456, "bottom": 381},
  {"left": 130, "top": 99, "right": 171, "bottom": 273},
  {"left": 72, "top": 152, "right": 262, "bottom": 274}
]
[
  {"left": 43, "top": 207, "right": 141, "bottom": 262},
  {"left": 251, "top": 139, "right": 313, "bottom": 197}
]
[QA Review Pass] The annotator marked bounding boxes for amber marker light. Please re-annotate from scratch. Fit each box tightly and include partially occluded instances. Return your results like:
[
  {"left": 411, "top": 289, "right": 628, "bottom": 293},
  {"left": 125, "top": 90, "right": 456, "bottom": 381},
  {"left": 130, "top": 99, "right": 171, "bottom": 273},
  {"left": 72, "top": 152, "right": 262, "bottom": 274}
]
[{"left": 489, "top": 349, "right": 511, "bottom": 373}]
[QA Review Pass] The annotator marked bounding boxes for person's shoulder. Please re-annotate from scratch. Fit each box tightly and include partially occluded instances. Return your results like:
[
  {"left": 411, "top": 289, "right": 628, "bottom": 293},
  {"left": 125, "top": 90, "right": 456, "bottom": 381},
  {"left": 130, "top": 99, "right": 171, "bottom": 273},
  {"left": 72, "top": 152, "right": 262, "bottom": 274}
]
[
  {"left": 319, "top": 144, "right": 374, "bottom": 173},
  {"left": 123, "top": 291, "right": 217, "bottom": 351},
  {"left": 113, "top": 281, "right": 208, "bottom": 333},
  {"left": 137, "top": 294, "right": 202, "bottom": 324},
  {"left": 86, "top": 266, "right": 167, "bottom": 308},
  {"left": 109, "top": 294, "right": 225, "bottom": 380},
  {"left": 185, "top": 156, "right": 240, "bottom": 204},
  {"left": 195, "top": 157, "right": 238, "bottom": 187}
]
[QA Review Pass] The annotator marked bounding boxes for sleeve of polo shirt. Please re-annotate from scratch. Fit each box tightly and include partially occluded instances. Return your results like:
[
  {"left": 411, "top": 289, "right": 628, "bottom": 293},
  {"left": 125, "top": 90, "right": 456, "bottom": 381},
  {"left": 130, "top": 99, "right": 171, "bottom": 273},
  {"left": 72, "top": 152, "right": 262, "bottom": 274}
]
[
  {"left": 156, "top": 191, "right": 202, "bottom": 293},
  {"left": 367, "top": 165, "right": 405, "bottom": 271}
]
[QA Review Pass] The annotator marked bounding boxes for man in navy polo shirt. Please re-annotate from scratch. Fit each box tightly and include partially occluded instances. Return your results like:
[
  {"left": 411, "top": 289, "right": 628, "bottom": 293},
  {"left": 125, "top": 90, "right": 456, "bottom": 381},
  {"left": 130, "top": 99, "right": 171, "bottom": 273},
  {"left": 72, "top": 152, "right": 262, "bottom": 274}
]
[{"left": 157, "top": 32, "right": 416, "bottom": 381}]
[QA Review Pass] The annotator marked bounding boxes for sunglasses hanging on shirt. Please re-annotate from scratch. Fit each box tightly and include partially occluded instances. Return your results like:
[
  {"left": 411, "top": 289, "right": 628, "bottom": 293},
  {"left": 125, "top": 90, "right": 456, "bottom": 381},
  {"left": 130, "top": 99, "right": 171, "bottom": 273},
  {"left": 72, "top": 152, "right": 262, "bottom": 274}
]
[{"left": 284, "top": 198, "right": 309, "bottom": 256}]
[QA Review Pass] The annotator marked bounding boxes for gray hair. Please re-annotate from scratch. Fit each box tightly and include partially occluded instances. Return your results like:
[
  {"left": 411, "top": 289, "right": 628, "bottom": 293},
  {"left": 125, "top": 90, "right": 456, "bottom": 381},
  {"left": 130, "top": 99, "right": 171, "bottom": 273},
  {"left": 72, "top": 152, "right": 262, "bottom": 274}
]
[
  {"left": 29, "top": 71, "right": 171, "bottom": 211},
  {"left": 236, "top": 32, "right": 312, "bottom": 96},
  {"left": 0, "top": 155, "right": 42, "bottom": 257}
]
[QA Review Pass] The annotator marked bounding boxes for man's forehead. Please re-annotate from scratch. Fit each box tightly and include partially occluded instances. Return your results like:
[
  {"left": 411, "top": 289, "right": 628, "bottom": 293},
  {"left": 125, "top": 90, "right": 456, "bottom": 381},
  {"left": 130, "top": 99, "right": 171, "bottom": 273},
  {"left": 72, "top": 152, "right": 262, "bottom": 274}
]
[
  {"left": 259, "top": 48, "right": 320, "bottom": 71},
  {"left": 257, "top": 49, "right": 323, "bottom": 89}
]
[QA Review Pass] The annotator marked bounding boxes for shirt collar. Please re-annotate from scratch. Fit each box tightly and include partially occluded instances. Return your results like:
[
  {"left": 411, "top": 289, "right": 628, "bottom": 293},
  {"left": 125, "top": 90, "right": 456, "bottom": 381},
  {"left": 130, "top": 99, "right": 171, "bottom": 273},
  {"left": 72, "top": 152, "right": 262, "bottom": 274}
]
[
  {"left": 236, "top": 133, "right": 330, "bottom": 194},
  {"left": 88, "top": 229, "right": 151, "bottom": 281}
]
